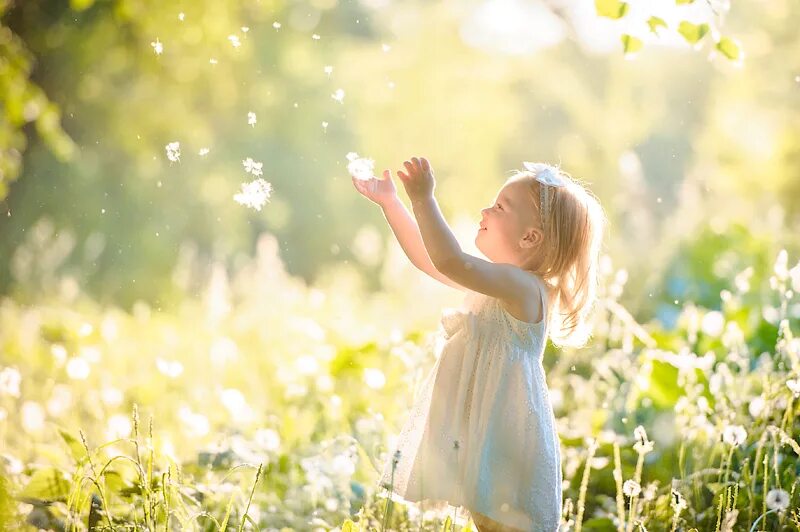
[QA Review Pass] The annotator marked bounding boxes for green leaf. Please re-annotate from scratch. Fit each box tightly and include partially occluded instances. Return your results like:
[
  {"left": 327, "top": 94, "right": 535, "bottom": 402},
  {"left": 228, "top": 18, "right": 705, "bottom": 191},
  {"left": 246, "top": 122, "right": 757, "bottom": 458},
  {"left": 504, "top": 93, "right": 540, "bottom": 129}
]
[
  {"left": 716, "top": 36, "right": 741, "bottom": 60},
  {"left": 646, "top": 16, "right": 668, "bottom": 34},
  {"left": 621, "top": 34, "right": 643, "bottom": 54},
  {"left": 678, "top": 21, "right": 710, "bottom": 45},
  {"left": 58, "top": 428, "right": 88, "bottom": 464},
  {"left": 18, "top": 467, "right": 71, "bottom": 503},
  {"left": 595, "top": 0, "right": 629, "bottom": 19}
]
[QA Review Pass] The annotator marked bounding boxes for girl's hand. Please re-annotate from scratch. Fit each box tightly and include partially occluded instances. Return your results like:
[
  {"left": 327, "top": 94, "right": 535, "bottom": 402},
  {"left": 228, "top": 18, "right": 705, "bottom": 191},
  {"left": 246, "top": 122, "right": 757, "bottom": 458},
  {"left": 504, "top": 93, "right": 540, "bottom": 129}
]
[
  {"left": 351, "top": 169, "right": 399, "bottom": 208},
  {"left": 397, "top": 157, "right": 435, "bottom": 202}
]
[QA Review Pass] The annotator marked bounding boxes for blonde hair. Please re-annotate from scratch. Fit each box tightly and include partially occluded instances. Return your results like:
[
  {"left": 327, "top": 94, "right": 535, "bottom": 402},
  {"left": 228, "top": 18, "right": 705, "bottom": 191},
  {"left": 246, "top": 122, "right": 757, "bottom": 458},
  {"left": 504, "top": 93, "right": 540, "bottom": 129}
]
[{"left": 507, "top": 165, "right": 608, "bottom": 349}]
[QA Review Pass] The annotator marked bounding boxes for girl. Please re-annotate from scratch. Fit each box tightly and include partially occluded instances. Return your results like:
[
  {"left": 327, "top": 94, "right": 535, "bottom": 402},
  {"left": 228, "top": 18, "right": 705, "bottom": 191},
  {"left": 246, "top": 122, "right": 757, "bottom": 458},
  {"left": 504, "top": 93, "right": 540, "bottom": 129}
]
[{"left": 351, "top": 157, "right": 606, "bottom": 532}]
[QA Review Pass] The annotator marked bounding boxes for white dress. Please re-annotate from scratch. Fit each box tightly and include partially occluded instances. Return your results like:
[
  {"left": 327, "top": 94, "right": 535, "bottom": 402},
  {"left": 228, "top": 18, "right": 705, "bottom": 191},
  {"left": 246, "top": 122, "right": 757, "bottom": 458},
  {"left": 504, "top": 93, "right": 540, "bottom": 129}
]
[{"left": 378, "top": 274, "right": 562, "bottom": 532}]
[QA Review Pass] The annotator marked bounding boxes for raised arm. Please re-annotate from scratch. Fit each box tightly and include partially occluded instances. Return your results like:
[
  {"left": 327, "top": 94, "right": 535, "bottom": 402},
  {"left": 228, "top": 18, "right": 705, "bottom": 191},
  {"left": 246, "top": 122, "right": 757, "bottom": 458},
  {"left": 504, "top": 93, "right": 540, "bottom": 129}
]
[{"left": 351, "top": 171, "right": 465, "bottom": 291}]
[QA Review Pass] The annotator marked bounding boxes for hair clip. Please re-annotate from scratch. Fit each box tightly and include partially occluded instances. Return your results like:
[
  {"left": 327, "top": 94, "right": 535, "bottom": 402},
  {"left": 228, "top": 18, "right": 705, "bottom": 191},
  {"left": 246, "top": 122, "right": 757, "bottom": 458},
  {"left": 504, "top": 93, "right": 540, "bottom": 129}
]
[{"left": 522, "top": 162, "right": 568, "bottom": 232}]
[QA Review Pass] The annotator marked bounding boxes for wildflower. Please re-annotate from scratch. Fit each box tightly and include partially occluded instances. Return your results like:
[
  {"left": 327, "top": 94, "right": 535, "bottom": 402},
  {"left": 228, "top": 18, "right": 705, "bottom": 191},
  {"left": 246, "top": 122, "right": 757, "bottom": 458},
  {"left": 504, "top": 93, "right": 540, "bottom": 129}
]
[
  {"left": 670, "top": 489, "right": 687, "bottom": 512},
  {"left": 787, "top": 379, "right": 800, "bottom": 397},
  {"left": 0, "top": 367, "right": 21, "bottom": 397},
  {"left": 633, "top": 425, "right": 654, "bottom": 454},
  {"left": 720, "top": 509, "right": 739, "bottom": 532},
  {"left": 165, "top": 141, "right": 180, "bottom": 162},
  {"left": 765, "top": 488, "right": 790, "bottom": 511},
  {"left": 721, "top": 424, "right": 747, "bottom": 447},
  {"left": 622, "top": 479, "right": 641, "bottom": 497},
  {"left": 233, "top": 178, "right": 272, "bottom": 211},
  {"left": 151, "top": 38, "right": 163, "bottom": 55}
]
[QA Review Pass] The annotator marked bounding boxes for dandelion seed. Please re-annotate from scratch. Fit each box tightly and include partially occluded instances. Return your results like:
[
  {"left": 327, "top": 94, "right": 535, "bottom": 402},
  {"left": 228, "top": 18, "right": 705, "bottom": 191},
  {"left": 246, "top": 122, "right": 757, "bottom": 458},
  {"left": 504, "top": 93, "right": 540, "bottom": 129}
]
[
  {"left": 324, "top": 65, "right": 333, "bottom": 76},
  {"left": 151, "top": 38, "right": 163, "bottom": 55},
  {"left": 388, "top": 81, "right": 395, "bottom": 89},
  {"left": 721, "top": 424, "right": 747, "bottom": 446},
  {"left": 273, "top": 21, "right": 281, "bottom": 29},
  {"left": 382, "top": 43, "right": 391, "bottom": 52},
  {"left": 228, "top": 34, "right": 241, "bottom": 48},
  {"left": 210, "top": 58, "right": 218, "bottom": 65},
  {"left": 312, "top": 33, "right": 321, "bottom": 40},
  {"left": 198, "top": 147, "right": 210, "bottom": 156},
  {"left": 248, "top": 111, "right": 257, "bottom": 127},
  {"left": 242, "top": 157, "right": 263, "bottom": 176},
  {"left": 346, "top": 152, "right": 375, "bottom": 181},
  {"left": 321, "top": 121, "right": 329, "bottom": 132},
  {"left": 241, "top": 26, "right": 249, "bottom": 34},
  {"left": 332, "top": 88, "right": 345, "bottom": 103},
  {"left": 787, "top": 379, "right": 800, "bottom": 397},
  {"left": 178, "top": 12, "right": 185, "bottom": 21},
  {"left": 165, "top": 141, "right": 180, "bottom": 162},
  {"left": 234, "top": 178, "right": 272, "bottom": 211},
  {"left": 765, "top": 488, "right": 790, "bottom": 511},
  {"left": 622, "top": 479, "right": 641, "bottom": 497}
]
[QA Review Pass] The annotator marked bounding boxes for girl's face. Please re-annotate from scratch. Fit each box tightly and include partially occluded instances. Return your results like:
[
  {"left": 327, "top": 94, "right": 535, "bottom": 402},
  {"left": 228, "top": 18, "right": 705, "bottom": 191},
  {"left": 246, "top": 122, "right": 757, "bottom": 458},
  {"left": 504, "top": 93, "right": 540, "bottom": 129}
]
[{"left": 475, "top": 180, "right": 541, "bottom": 265}]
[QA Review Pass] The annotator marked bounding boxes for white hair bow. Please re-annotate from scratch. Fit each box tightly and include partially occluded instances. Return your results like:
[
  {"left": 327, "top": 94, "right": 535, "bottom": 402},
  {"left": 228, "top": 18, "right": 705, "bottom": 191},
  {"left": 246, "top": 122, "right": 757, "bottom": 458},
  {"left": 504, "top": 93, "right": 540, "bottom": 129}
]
[{"left": 522, "top": 161, "right": 568, "bottom": 232}]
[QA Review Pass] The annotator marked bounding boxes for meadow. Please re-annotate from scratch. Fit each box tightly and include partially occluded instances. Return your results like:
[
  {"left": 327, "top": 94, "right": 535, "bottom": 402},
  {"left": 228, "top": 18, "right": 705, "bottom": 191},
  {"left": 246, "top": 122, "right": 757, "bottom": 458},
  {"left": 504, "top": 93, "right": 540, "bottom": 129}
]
[{"left": 1, "top": 225, "right": 799, "bottom": 531}]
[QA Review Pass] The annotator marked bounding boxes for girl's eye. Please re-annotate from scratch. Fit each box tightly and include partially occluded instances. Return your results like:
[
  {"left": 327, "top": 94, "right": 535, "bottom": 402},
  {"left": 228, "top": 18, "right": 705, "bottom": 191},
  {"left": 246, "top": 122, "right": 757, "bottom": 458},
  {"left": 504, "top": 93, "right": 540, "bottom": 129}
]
[{"left": 496, "top": 203, "right": 502, "bottom": 210}]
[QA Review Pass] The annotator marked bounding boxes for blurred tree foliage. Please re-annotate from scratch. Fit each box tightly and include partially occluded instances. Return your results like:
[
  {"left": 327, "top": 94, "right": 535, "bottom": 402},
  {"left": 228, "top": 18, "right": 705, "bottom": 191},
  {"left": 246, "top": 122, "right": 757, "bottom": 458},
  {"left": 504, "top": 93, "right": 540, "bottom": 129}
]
[{"left": 0, "top": 0, "right": 798, "bottom": 315}]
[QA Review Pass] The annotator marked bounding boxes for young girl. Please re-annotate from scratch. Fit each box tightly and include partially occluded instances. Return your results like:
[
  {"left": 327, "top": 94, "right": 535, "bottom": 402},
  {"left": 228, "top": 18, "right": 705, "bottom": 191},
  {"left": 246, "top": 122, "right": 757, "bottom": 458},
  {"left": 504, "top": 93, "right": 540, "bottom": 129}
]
[{"left": 351, "top": 157, "right": 606, "bottom": 532}]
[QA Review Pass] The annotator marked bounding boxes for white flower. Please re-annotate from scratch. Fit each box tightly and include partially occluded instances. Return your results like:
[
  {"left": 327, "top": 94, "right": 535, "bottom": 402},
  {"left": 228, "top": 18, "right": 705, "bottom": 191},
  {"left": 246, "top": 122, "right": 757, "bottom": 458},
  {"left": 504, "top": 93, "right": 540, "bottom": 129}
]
[
  {"left": 247, "top": 111, "right": 257, "bottom": 127},
  {"left": 671, "top": 489, "right": 687, "bottom": 512},
  {"left": 156, "top": 357, "right": 183, "bottom": 378},
  {"left": 242, "top": 157, "right": 263, "bottom": 176},
  {"left": 633, "top": 425, "right": 654, "bottom": 454},
  {"left": 254, "top": 428, "right": 281, "bottom": 452},
  {"left": 234, "top": 178, "right": 272, "bottom": 211},
  {"left": 66, "top": 357, "right": 91, "bottom": 380},
  {"left": 21, "top": 401, "right": 45, "bottom": 433},
  {"left": 228, "top": 35, "right": 241, "bottom": 48},
  {"left": 165, "top": 141, "right": 180, "bottom": 162},
  {"left": 363, "top": 368, "right": 386, "bottom": 389},
  {"left": 0, "top": 367, "right": 21, "bottom": 397},
  {"left": 346, "top": 152, "right": 375, "bottom": 181},
  {"left": 722, "top": 424, "right": 747, "bottom": 447},
  {"left": 765, "top": 488, "right": 790, "bottom": 511},
  {"left": 787, "top": 379, "right": 800, "bottom": 397},
  {"left": 623, "top": 479, "right": 641, "bottom": 497},
  {"left": 331, "top": 88, "right": 345, "bottom": 103},
  {"left": 151, "top": 38, "right": 163, "bottom": 55}
]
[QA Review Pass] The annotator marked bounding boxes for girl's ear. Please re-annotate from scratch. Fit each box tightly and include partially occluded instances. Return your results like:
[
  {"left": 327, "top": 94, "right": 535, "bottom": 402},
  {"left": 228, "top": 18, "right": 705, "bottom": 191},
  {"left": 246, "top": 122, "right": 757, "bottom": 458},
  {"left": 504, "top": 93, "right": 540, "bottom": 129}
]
[{"left": 520, "top": 228, "right": 541, "bottom": 249}]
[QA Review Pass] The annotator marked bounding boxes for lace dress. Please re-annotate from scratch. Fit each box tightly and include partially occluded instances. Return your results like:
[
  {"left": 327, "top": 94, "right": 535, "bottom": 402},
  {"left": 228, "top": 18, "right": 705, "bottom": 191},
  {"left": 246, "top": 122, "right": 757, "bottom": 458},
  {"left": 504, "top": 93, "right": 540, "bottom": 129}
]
[{"left": 377, "top": 274, "right": 562, "bottom": 531}]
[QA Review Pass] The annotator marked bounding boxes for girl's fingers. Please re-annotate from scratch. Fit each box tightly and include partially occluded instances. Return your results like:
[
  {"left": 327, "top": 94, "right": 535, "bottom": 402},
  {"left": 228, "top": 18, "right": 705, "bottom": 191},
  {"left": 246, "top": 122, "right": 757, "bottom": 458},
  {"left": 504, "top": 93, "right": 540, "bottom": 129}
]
[
  {"left": 421, "top": 157, "right": 430, "bottom": 172},
  {"left": 411, "top": 157, "right": 420, "bottom": 171},
  {"left": 397, "top": 170, "right": 408, "bottom": 180}
]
